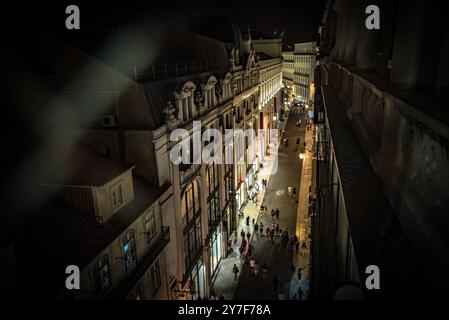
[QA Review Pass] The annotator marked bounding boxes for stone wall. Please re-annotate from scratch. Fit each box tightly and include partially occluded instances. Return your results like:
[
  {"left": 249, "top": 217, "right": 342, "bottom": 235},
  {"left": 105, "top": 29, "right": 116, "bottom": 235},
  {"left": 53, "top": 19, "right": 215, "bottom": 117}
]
[{"left": 327, "top": 62, "right": 449, "bottom": 287}]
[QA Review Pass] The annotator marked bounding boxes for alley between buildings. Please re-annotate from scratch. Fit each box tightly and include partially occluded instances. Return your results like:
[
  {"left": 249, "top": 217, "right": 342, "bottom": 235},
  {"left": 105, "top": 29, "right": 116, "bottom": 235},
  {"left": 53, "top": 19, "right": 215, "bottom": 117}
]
[{"left": 213, "top": 111, "right": 313, "bottom": 300}]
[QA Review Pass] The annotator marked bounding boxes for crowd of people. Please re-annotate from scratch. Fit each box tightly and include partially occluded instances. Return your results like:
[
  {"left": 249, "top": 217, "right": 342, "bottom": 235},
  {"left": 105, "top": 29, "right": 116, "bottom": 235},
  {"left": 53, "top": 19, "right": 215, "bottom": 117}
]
[
  {"left": 226, "top": 110, "right": 311, "bottom": 300},
  {"left": 230, "top": 205, "right": 309, "bottom": 299}
]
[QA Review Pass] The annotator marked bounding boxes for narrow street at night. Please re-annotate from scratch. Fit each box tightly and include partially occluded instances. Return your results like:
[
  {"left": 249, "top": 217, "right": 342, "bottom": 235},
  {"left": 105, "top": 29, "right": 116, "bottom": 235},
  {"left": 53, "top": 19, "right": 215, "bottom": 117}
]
[
  {"left": 213, "top": 111, "right": 311, "bottom": 300},
  {"left": 2, "top": 0, "right": 449, "bottom": 311}
]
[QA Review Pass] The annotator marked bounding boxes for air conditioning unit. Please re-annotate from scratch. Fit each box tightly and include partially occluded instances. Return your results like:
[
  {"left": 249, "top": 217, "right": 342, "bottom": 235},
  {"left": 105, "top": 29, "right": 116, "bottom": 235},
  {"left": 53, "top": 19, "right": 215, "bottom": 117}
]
[{"left": 102, "top": 115, "right": 117, "bottom": 127}]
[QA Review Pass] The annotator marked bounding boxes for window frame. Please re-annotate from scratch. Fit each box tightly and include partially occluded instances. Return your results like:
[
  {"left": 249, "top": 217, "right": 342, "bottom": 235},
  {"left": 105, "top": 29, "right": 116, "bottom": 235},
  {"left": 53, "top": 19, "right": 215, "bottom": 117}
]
[{"left": 92, "top": 254, "right": 111, "bottom": 295}]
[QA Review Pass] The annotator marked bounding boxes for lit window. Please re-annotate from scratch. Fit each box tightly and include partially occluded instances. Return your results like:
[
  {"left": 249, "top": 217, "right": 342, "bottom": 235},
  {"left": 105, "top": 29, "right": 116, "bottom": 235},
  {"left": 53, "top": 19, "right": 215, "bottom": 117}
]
[
  {"left": 92, "top": 255, "right": 111, "bottom": 294},
  {"left": 122, "top": 229, "right": 137, "bottom": 274}
]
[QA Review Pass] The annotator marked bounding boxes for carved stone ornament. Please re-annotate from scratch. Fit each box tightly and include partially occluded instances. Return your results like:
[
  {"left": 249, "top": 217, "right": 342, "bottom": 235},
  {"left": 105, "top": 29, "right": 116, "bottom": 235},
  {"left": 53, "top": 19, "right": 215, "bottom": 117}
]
[
  {"left": 163, "top": 101, "right": 176, "bottom": 121},
  {"left": 194, "top": 90, "right": 204, "bottom": 108},
  {"left": 235, "top": 48, "right": 240, "bottom": 65},
  {"left": 229, "top": 48, "right": 236, "bottom": 67},
  {"left": 247, "top": 47, "right": 256, "bottom": 70}
]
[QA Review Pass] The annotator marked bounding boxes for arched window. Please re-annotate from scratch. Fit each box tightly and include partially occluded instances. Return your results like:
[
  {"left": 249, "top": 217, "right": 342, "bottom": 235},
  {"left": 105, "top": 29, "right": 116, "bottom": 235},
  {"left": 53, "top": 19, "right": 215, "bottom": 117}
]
[
  {"left": 203, "top": 76, "right": 218, "bottom": 108},
  {"left": 181, "top": 178, "right": 203, "bottom": 270},
  {"left": 176, "top": 81, "right": 196, "bottom": 123}
]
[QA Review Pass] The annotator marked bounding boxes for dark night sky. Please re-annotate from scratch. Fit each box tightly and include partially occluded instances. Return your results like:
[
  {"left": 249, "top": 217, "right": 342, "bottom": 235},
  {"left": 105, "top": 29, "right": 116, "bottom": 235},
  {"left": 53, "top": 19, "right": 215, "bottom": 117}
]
[{"left": 3, "top": 0, "right": 325, "bottom": 47}]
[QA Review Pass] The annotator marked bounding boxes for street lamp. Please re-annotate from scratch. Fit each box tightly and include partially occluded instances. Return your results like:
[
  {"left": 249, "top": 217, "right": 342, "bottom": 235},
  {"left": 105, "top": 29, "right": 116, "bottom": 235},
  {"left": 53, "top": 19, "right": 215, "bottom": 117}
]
[
  {"left": 272, "top": 115, "right": 277, "bottom": 121},
  {"left": 299, "top": 152, "right": 305, "bottom": 160}
]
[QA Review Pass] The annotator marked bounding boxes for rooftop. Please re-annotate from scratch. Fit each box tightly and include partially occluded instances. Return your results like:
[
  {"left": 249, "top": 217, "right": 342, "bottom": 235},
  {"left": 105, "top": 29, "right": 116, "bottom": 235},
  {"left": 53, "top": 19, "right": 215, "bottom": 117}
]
[
  {"left": 43, "top": 156, "right": 135, "bottom": 187},
  {"left": 14, "top": 175, "right": 169, "bottom": 298}
]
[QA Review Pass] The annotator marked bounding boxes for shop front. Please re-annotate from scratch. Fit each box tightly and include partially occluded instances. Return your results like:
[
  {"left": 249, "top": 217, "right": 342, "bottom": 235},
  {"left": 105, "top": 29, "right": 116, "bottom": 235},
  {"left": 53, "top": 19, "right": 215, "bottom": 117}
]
[
  {"left": 236, "top": 183, "right": 245, "bottom": 212},
  {"left": 209, "top": 225, "right": 224, "bottom": 279},
  {"left": 187, "top": 259, "right": 205, "bottom": 300},
  {"left": 225, "top": 203, "right": 235, "bottom": 239},
  {"left": 246, "top": 164, "right": 255, "bottom": 196}
]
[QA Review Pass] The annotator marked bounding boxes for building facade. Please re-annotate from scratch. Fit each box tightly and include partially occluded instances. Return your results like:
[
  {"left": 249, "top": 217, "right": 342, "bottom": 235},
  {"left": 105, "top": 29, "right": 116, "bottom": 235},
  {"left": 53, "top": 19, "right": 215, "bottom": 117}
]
[
  {"left": 1, "top": 23, "right": 283, "bottom": 300},
  {"left": 282, "top": 42, "right": 317, "bottom": 104},
  {"left": 311, "top": 0, "right": 449, "bottom": 299}
]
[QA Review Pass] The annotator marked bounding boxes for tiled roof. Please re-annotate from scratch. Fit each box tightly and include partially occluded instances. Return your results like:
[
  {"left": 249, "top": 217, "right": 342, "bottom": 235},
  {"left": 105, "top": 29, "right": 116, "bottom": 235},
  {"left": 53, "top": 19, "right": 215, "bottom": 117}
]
[
  {"left": 15, "top": 175, "right": 169, "bottom": 298},
  {"left": 45, "top": 156, "right": 135, "bottom": 187}
]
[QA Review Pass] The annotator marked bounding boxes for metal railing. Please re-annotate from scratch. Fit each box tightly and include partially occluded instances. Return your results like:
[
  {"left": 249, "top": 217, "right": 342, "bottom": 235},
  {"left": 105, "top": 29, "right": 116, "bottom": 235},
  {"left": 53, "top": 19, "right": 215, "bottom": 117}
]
[{"left": 135, "top": 62, "right": 211, "bottom": 81}]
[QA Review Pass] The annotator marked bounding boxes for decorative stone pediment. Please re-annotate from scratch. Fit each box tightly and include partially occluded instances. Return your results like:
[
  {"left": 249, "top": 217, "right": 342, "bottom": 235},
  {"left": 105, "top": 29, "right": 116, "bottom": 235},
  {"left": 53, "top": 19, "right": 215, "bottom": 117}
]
[{"left": 181, "top": 81, "right": 196, "bottom": 95}]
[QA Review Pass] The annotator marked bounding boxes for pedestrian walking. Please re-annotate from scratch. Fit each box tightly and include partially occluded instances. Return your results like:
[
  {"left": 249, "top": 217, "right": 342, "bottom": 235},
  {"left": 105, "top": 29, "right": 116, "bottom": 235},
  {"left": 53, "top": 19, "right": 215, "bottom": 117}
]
[
  {"left": 266, "top": 227, "right": 270, "bottom": 238},
  {"left": 241, "top": 229, "right": 245, "bottom": 241},
  {"left": 254, "top": 262, "right": 260, "bottom": 277},
  {"left": 254, "top": 222, "right": 259, "bottom": 233},
  {"left": 301, "top": 241, "right": 307, "bottom": 256},
  {"left": 290, "top": 238, "right": 295, "bottom": 251},
  {"left": 275, "top": 224, "right": 280, "bottom": 234},
  {"left": 295, "top": 137, "right": 300, "bottom": 151},
  {"left": 249, "top": 258, "right": 255, "bottom": 274},
  {"left": 262, "top": 264, "right": 268, "bottom": 280},
  {"left": 252, "top": 218, "right": 255, "bottom": 225},
  {"left": 275, "top": 209, "right": 280, "bottom": 220},
  {"left": 246, "top": 231, "right": 251, "bottom": 240},
  {"left": 288, "top": 186, "right": 293, "bottom": 197},
  {"left": 260, "top": 221, "right": 264, "bottom": 233},
  {"left": 293, "top": 186, "right": 297, "bottom": 198},
  {"left": 232, "top": 264, "right": 239, "bottom": 281},
  {"left": 297, "top": 287, "right": 304, "bottom": 300},
  {"left": 271, "top": 209, "right": 275, "bottom": 221},
  {"left": 246, "top": 216, "right": 250, "bottom": 227}
]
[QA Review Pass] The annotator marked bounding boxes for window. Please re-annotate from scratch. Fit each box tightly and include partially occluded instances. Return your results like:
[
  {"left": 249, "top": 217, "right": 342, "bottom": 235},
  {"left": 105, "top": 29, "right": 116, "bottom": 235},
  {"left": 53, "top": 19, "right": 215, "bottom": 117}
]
[
  {"left": 92, "top": 255, "right": 111, "bottom": 294},
  {"left": 122, "top": 229, "right": 137, "bottom": 274},
  {"left": 184, "top": 216, "right": 203, "bottom": 270},
  {"left": 181, "top": 180, "right": 201, "bottom": 228},
  {"left": 225, "top": 167, "right": 233, "bottom": 205},
  {"left": 144, "top": 210, "right": 157, "bottom": 242},
  {"left": 111, "top": 183, "right": 123, "bottom": 209},
  {"left": 208, "top": 193, "right": 220, "bottom": 230},
  {"left": 206, "top": 165, "right": 219, "bottom": 195},
  {"left": 182, "top": 97, "right": 188, "bottom": 122},
  {"left": 149, "top": 259, "right": 162, "bottom": 295}
]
